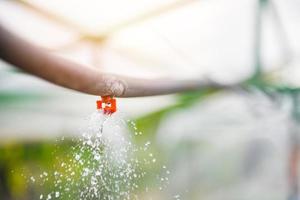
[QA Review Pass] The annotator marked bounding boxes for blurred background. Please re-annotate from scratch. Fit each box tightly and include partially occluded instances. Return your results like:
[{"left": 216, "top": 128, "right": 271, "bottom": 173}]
[{"left": 0, "top": 0, "right": 300, "bottom": 199}]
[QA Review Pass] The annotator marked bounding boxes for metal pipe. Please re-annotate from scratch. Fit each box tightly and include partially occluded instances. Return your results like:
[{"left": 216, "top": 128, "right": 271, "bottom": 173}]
[{"left": 0, "top": 24, "right": 224, "bottom": 97}]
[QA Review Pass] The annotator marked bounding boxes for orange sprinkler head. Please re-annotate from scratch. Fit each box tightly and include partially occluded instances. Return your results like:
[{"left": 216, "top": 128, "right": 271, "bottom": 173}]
[{"left": 96, "top": 96, "right": 117, "bottom": 115}]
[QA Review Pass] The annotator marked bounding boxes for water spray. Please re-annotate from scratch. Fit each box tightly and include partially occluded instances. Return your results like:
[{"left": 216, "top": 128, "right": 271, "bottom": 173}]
[{"left": 29, "top": 95, "right": 172, "bottom": 199}]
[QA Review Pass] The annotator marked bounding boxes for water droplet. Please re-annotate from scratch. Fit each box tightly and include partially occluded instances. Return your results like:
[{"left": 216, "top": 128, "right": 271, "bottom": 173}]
[
  {"left": 46, "top": 194, "right": 51, "bottom": 200},
  {"left": 30, "top": 176, "right": 35, "bottom": 182},
  {"left": 55, "top": 192, "right": 60, "bottom": 198},
  {"left": 75, "top": 154, "right": 80, "bottom": 160}
]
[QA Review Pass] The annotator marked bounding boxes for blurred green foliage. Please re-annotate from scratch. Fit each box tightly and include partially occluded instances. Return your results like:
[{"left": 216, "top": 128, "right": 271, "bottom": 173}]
[{"left": 0, "top": 91, "right": 46, "bottom": 106}]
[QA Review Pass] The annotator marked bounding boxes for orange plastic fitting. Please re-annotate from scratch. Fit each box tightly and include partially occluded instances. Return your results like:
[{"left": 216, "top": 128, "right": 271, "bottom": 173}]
[{"left": 96, "top": 96, "right": 117, "bottom": 114}]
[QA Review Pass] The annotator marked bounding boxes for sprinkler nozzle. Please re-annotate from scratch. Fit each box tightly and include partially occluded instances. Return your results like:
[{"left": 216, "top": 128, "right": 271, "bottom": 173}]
[{"left": 96, "top": 96, "right": 117, "bottom": 114}]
